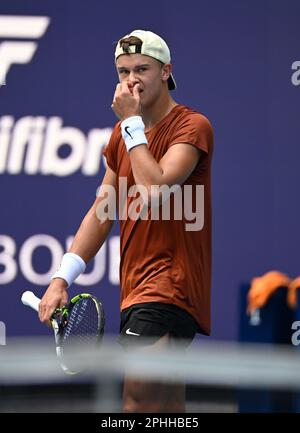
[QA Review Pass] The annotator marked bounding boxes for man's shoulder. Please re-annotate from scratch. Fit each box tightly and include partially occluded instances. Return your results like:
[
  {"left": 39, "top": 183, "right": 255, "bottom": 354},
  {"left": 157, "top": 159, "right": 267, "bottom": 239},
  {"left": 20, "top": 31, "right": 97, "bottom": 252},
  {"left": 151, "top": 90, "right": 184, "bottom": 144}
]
[
  {"left": 174, "top": 104, "right": 213, "bottom": 131},
  {"left": 107, "top": 121, "right": 122, "bottom": 143},
  {"left": 112, "top": 120, "right": 122, "bottom": 134},
  {"left": 102, "top": 121, "right": 122, "bottom": 157}
]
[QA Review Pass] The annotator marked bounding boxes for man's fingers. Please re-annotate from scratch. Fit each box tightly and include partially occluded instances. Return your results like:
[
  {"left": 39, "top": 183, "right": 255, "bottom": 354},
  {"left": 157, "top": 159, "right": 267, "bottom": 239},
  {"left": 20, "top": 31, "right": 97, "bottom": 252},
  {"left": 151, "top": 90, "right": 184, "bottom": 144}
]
[
  {"left": 39, "top": 302, "right": 56, "bottom": 323},
  {"left": 59, "top": 298, "right": 67, "bottom": 308},
  {"left": 114, "top": 83, "right": 123, "bottom": 95},
  {"left": 122, "top": 81, "right": 133, "bottom": 94},
  {"left": 112, "top": 83, "right": 122, "bottom": 103},
  {"left": 44, "top": 319, "right": 52, "bottom": 328},
  {"left": 38, "top": 302, "right": 46, "bottom": 321},
  {"left": 38, "top": 305, "right": 52, "bottom": 326},
  {"left": 132, "top": 83, "right": 140, "bottom": 96}
]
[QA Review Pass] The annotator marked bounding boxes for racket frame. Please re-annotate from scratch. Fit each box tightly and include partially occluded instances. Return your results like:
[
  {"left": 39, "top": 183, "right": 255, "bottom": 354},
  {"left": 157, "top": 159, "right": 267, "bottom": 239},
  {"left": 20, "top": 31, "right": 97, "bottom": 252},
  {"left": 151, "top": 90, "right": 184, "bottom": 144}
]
[{"left": 52, "top": 293, "right": 105, "bottom": 374}]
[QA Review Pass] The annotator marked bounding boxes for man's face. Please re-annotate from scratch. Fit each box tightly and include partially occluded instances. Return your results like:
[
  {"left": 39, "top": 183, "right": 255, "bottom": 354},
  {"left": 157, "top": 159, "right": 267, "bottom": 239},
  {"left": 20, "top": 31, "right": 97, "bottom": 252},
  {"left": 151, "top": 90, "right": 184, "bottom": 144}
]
[{"left": 116, "top": 53, "right": 170, "bottom": 107}]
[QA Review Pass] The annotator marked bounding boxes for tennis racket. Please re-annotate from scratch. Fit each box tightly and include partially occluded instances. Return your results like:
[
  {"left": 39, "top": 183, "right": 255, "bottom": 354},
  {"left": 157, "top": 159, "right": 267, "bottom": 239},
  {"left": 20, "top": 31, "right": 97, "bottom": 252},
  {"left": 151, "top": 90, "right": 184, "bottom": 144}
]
[{"left": 21, "top": 291, "right": 105, "bottom": 375}]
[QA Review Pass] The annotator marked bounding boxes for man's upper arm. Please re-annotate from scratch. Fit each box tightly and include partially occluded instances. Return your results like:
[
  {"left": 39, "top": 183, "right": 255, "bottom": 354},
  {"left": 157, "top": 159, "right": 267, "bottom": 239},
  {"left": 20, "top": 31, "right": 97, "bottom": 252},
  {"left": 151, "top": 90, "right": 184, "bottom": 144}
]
[
  {"left": 92, "top": 165, "right": 117, "bottom": 219},
  {"left": 158, "top": 112, "right": 213, "bottom": 187},
  {"left": 100, "top": 165, "right": 117, "bottom": 188},
  {"left": 158, "top": 143, "right": 202, "bottom": 187}
]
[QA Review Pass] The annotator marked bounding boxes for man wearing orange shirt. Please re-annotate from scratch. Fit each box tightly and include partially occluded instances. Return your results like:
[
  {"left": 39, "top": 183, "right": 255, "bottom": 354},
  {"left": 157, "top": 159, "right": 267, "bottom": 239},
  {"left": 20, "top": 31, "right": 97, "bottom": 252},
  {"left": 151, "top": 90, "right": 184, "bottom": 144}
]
[{"left": 39, "top": 29, "right": 214, "bottom": 412}]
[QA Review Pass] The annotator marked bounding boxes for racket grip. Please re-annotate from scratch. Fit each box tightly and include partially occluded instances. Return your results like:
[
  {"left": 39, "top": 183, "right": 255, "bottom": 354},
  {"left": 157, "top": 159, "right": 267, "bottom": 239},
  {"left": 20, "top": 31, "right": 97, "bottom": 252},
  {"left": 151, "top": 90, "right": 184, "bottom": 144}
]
[{"left": 21, "top": 291, "right": 41, "bottom": 312}]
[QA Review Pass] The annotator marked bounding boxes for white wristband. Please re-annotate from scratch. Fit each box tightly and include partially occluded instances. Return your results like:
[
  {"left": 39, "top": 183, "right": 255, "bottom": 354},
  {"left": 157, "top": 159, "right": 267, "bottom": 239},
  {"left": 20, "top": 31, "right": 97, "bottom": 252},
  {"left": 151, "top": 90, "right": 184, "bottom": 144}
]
[
  {"left": 51, "top": 252, "right": 86, "bottom": 288},
  {"left": 121, "top": 115, "right": 148, "bottom": 152}
]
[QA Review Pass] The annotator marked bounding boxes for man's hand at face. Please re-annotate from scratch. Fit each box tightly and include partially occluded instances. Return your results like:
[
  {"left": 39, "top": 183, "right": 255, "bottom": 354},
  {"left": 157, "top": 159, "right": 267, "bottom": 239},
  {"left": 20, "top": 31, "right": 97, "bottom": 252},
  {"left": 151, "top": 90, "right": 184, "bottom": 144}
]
[{"left": 111, "top": 82, "right": 142, "bottom": 120}]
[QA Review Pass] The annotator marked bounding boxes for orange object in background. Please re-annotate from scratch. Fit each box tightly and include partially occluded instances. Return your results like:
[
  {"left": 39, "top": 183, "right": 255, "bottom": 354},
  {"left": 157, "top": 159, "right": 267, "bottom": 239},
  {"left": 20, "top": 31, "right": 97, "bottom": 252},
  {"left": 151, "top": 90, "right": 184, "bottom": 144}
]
[
  {"left": 287, "top": 276, "right": 300, "bottom": 309},
  {"left": 247, "top": 271, "right": 291, "bottom": 315}
]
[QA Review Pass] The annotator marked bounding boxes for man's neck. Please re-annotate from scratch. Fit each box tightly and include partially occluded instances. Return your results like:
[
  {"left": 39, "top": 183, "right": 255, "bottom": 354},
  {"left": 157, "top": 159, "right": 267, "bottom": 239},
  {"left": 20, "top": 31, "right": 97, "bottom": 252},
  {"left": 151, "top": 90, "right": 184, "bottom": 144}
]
[{"left": 142, "top": 91, "right": 177, "bottom": 131}]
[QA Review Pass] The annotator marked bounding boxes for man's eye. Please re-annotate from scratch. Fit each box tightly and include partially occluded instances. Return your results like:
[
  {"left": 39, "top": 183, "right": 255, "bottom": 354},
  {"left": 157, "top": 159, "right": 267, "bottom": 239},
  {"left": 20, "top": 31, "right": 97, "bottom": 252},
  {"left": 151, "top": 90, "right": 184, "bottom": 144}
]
[{"left": 137, "top": 68, "right": 146, "bottom": 72}]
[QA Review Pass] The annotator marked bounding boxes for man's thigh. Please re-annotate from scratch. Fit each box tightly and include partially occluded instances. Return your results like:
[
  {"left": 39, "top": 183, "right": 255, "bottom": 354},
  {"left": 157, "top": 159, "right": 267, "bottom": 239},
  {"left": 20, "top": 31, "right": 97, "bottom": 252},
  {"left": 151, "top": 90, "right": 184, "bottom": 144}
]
[{"left": 122, "top": 333, "right": 186, "bottom": 413}]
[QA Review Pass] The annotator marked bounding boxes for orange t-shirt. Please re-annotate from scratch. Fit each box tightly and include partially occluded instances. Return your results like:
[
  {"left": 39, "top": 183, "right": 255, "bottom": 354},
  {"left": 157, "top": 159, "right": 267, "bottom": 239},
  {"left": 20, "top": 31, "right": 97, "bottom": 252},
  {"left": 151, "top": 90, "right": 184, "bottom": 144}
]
[{"left": 103, "top": 104, "right": 214, "bottom": 335}]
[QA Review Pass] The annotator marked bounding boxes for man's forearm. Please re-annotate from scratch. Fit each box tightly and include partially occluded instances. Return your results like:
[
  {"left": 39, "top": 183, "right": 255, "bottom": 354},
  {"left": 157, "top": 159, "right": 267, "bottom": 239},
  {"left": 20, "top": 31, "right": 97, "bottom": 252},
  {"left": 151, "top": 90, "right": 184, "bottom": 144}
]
[
  {"left": 69, "top": 204, "right": 114, "bottom": 263},
  {"left": 129, "top": 145, "right": 164, "bottom": 189},
  {"left": 128, "top": 143, "right": 201, "bottom": 200}
]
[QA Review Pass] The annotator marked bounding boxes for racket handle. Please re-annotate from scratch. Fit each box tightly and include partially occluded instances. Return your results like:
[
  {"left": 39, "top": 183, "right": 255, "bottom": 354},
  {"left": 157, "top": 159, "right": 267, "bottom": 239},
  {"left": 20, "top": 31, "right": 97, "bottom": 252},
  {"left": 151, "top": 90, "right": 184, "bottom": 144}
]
[{"left": 21, "top": 290, "right": 41, "bottom": 312}]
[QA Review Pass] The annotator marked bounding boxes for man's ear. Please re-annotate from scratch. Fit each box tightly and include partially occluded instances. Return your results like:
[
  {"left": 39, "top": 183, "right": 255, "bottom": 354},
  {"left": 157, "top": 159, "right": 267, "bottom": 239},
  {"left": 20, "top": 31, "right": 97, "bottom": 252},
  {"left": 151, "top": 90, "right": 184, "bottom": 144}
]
[{"left": 161, "top": 63, "right": 172, "bottom": 84}]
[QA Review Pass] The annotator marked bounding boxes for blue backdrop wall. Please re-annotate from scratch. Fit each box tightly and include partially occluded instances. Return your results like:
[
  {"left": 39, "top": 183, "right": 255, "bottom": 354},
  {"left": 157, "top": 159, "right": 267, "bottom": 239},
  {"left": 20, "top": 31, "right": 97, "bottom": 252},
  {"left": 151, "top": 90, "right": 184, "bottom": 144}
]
[{"left": 1, "top": 0, "right": 299, "bottom": 342}]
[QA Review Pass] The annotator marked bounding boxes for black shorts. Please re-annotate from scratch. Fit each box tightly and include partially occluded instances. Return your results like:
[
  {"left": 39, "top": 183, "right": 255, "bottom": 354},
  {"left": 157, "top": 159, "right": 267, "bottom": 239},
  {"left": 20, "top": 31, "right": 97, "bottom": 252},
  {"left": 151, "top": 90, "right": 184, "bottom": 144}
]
[{"left": 119, "top": 302, "right": 198, "bottom": 348}]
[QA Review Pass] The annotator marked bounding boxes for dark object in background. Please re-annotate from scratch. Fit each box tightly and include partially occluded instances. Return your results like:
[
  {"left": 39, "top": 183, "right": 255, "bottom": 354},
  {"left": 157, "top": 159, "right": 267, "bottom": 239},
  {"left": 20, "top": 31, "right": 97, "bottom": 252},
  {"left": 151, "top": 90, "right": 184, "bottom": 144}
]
[{"left": 238, "top": 283, "right": 295, "bottom": 412}]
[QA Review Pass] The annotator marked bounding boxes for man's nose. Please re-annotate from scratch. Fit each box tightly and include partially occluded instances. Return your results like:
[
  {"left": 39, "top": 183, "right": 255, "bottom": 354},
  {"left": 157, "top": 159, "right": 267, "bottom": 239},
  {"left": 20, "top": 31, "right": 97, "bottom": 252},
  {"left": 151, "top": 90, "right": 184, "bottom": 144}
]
[{"left": 128, "top": 71, "right": 138, "bottom": 83}]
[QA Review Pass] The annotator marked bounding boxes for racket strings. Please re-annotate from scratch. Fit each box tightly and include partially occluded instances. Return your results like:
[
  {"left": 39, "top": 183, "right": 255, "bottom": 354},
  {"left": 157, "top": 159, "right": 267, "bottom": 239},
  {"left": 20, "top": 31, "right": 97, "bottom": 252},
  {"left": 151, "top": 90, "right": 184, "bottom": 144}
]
[{"left": 62, "top": 298, "right": 100, "bottom": 348}]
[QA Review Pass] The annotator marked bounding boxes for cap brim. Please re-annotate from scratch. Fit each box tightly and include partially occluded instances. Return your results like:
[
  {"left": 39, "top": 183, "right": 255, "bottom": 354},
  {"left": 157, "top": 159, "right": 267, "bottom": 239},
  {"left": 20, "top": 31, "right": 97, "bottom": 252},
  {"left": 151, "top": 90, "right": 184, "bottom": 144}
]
[{"left": 168, "top": 73, "right": 176, "bottom": 90}]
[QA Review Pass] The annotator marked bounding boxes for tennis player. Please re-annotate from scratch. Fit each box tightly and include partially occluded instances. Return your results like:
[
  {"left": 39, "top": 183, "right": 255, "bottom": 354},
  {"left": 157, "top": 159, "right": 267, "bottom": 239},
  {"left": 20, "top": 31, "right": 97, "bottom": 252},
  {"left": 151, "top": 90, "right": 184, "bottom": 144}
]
[{"left": 39, "top": 29, "right": 214, "bottom": 412}]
